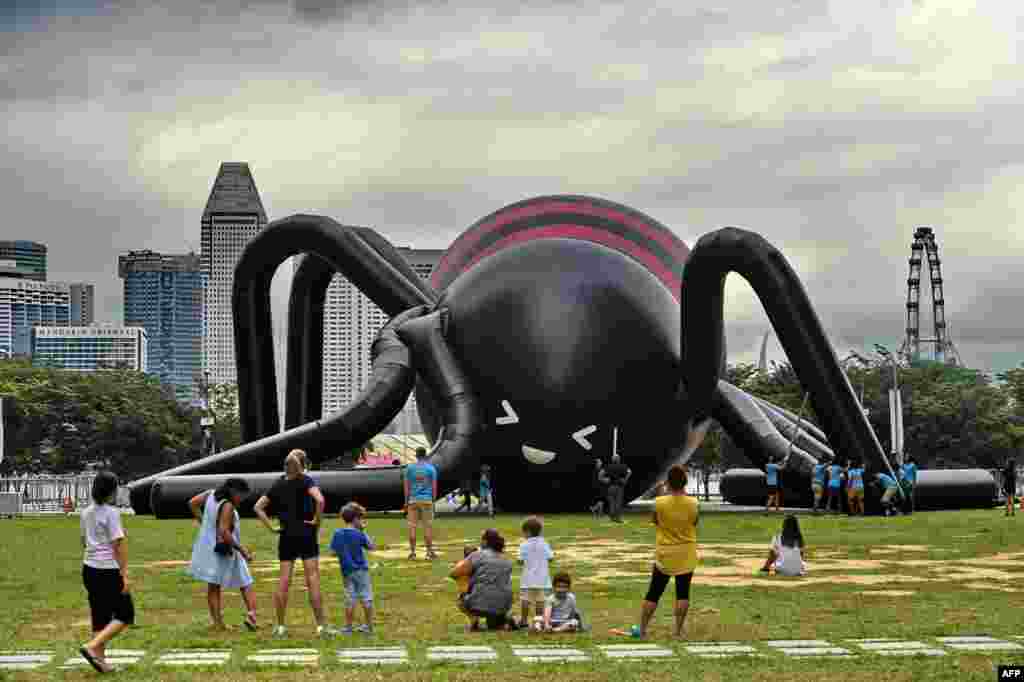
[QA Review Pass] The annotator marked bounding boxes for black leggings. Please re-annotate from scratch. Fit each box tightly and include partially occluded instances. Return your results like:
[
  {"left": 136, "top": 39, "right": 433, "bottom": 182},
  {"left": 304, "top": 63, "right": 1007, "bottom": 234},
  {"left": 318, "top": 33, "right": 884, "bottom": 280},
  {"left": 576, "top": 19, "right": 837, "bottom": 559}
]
[{"left": 644, "top": 565, "right": 693, "bottom": 603}]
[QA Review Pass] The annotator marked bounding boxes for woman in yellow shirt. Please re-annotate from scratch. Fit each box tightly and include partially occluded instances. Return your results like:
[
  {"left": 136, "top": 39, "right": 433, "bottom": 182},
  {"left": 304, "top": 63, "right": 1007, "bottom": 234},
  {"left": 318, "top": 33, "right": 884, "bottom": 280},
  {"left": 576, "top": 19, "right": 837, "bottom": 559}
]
[{"left": 638, "top": 464, "right": 698, "bottom": 638}]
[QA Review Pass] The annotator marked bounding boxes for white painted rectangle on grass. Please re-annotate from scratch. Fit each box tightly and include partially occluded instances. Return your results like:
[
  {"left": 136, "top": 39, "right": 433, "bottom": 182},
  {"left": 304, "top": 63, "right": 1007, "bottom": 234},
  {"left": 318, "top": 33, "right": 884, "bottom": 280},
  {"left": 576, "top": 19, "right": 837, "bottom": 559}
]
[
  {"left": 427, "top": 646, "right": 497, "bottom": 662},
  {"left": 765, "top": 640, "right": 833, "bottom": 647},
  {"left": 685, "top": 645, "right": 759, "bottom": 655},
  {"left": 338, "top": 647, "right": 408, "bottom": 665},
  {"left": 780, "top": 647, "right": 853, "bottom": 657},
  {"left": 939, "top": 641, "right": 1024, "bottom": 651},
  {"left": 513, "top": 647, "right": 588, "bottom": 662},
  {"left": 599, "top": 645, "right": 674, "bottom": 659},
  {"left": 156, "top": 650, "right": 232, "bottom": 666}
]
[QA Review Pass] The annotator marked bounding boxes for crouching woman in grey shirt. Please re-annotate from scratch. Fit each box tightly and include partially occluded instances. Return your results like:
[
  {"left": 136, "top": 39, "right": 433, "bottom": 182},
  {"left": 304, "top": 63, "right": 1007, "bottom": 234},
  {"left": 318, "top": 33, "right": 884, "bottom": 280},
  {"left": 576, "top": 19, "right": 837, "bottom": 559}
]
[{"left": 450, "top": 528, "right": 517, "bottom": 631}]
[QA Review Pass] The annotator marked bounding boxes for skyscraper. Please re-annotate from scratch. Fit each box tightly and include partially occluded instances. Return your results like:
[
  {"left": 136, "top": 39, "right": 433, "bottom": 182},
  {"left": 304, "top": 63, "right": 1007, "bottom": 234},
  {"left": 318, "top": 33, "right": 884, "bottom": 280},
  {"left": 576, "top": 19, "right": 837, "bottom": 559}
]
[
  {"left": 119, "top": 250, "right": 202, "bottom": 401},
  {"left": 200, "top": 162, "right": 268, "bottom": 386},
  {"left": 69, "top": 283, "right": 95, "bottom": 325},
  {"left": 0, "top": 241, "right": 47, "bottom": 281},
  {"left": 0, "top": 278, "right": 70, "bottom": 356},
  {"left": 317, "top": 247, "right": 443, "bottom": 429}
]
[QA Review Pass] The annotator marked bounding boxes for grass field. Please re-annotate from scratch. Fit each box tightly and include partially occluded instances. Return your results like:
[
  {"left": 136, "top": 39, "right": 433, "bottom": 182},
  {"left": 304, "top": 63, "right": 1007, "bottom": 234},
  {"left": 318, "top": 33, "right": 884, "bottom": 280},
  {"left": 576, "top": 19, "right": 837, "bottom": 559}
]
[{"left": 2, "top": 507, "right": 1023, "bottom": 681}]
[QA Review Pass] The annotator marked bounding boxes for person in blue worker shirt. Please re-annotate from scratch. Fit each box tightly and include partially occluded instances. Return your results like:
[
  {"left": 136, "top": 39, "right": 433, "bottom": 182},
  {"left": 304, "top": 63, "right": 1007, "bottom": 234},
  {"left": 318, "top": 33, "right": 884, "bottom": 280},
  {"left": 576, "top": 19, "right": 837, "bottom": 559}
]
[
  {"left": 898, "top": 456, "right": 917, "bottom": 514},
  {"left": 811, "top": 459, "right": 828, "bottom": 512},
  {"left": 875, "top": 471, "right": 900, "bottom": 516},
  {"left": 824, "top": 459, "right": 844, "bottom": 514}
]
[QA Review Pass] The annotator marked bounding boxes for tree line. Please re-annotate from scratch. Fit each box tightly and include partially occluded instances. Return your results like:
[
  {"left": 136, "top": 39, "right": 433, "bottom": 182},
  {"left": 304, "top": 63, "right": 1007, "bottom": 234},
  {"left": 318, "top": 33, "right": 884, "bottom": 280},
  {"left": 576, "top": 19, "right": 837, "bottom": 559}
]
[{"left": 2, "top": 356, "right": 1022, "bottom": 484}]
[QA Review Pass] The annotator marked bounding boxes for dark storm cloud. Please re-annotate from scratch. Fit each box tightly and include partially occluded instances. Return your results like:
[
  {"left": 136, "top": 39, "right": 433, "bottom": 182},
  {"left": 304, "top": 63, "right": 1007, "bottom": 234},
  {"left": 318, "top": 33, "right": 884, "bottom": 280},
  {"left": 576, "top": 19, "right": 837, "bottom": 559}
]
[{"left": 1, "top": 0, "right": 1022, "bottom": 376}]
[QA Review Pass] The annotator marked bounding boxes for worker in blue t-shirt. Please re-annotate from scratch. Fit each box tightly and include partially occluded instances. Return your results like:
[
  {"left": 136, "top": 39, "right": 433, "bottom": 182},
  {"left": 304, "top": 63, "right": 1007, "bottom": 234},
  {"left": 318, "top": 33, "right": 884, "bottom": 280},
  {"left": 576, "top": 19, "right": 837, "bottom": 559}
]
[
  {"left": 846, "top": 461, "right": 865, "bottom": 515},
  {"left": 765, "top": 454, "right": 788, "bottom": 512},
  {"left": 811, "top": 459, "right": 828, "bottom": 512},
  {"left": 875, "top": 472, "right": 900, "bottom": 516},
  {"left": 898, "top": 456, "right": 918, "bottom": 515},
  {"left": 824, "top": 460, "right": 844, "bottom": 514}
]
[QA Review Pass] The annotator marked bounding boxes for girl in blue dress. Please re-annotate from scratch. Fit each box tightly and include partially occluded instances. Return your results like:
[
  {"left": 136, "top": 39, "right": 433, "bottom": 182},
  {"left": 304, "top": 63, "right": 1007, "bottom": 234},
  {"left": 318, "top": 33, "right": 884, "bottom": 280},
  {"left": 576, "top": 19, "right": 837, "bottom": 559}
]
[{"left": 188, "top": 478, "right": 258, "bottom": 630}]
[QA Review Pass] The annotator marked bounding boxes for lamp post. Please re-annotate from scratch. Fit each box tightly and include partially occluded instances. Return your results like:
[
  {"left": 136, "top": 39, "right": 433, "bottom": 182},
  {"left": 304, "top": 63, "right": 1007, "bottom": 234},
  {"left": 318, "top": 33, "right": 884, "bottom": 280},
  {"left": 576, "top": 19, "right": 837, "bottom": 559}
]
[{"left": 874, "top": 344, "right": 903, "bottom": 468}]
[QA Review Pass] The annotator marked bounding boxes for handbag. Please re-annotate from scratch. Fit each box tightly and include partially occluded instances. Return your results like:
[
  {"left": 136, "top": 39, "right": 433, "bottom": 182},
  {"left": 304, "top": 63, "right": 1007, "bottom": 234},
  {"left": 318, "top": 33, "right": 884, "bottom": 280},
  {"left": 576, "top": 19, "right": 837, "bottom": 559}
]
[{"left": 213, "top": 499, "right": 234, "bottom": 556}]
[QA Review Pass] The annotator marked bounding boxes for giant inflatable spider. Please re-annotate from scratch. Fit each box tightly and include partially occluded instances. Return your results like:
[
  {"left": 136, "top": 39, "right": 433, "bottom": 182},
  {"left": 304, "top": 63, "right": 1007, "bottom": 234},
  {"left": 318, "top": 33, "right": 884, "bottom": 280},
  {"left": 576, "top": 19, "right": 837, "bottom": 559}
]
[{"left": 130, "top": 195, "right": 897, "bottom": 516}]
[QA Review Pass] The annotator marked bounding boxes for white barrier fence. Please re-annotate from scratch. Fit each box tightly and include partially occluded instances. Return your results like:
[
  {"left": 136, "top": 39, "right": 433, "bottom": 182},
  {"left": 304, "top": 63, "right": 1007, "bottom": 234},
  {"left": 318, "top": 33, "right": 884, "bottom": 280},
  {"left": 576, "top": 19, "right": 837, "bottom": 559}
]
[{"left": 0, "top": 474, "right": 107, "bottom": 513}]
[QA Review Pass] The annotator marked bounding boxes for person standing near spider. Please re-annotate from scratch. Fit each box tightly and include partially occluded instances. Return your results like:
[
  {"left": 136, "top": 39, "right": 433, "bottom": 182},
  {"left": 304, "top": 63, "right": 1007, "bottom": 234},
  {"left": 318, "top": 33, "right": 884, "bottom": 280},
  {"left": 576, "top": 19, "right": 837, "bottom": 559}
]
[
  {"left": 188, "top": 477, "right": 258, "bottom": 631},
  {"left": 605, "top": 454, "right": 632, "bottom": 523},
  {"left": 636, "top": 464, "right": 698, "bottom": 639},
  {"left": 404, "top": 446, "right": 439, "bottom": 559},
  {"left": 254, "top": 450, "right": 337, "bottom": 638}
]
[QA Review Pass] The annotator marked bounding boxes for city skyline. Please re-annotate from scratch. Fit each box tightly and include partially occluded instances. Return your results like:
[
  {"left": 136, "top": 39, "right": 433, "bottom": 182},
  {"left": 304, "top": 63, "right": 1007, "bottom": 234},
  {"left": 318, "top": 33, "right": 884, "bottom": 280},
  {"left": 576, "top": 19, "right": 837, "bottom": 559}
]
[{"left": 2, "top": 2, "right": 1023, "bottom": 375}]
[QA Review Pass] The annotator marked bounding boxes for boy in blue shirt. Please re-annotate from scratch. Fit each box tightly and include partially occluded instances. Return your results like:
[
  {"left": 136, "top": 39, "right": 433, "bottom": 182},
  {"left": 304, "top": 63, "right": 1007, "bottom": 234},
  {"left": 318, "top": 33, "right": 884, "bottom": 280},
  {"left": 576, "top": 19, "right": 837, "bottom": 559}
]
[
  {"left": 765, "top": 455, "right": 787, "bottom": 511},
  {"left": 329, "top": 503, "right": 375, "bottom": 633}
]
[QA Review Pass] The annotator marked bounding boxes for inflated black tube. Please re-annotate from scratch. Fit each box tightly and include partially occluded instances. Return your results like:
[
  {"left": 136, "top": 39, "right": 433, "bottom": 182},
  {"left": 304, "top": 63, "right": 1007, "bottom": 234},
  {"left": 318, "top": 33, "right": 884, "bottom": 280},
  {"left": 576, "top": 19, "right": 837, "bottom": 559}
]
[
  {"left": 128, "top": 306, "right": 425, "bottom": 514},
  {"left": 713, "top": 381, "right": 815, "bottom": 475},
  {"left": 150, "top": 469, "right": 408, "bottom": 519},
  {"left": 753, "top": 396, "right": 830, "bottom": 445},
  {"left": 354, "top": 227, "right": 439, "bottom": 306},
  {"left": 720, "top": 468, "right": 999, "bottom": 510},
  {"left": 681, "top": 228, "right": 891, "bottom": 478},
  {"left": 149, "top": 309, "right": 486, "bottom": 517},
  {"left": 285, "top": 254, "right": 335, "bottom": 428},
  {"left": 395, "top": 307, "right": 485, "bottom": 490},
  {"left": 233, "top": 214, "right": 434, "bottom": 442},
  {"left": 752, "top": 396, "right": 835, "bottom": 463}
]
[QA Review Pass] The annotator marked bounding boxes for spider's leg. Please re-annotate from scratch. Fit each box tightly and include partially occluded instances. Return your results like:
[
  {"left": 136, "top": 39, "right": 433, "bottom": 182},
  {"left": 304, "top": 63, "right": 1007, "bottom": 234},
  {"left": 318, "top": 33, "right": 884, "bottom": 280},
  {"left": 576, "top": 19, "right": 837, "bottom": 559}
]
[
  {"left": 285, "top": 254, "right": 335, "bottom": 428},
  {"left": 680, "top": 227, "right": 893, "bottom": 479},
  {"left": 129, "top": 304, "right": 428, "bottom": 515},
  {"left": 354, "top": 227, "right": 439, "bottom": 304},
  {"left": 395, "top": 307, "right": 486, "bottom": 493},
  {"left": 754, "top": 395, "right": 835, "bottom": 463},
  {"left": 233, "top": 214, "right": 434, "bottom": 441}
]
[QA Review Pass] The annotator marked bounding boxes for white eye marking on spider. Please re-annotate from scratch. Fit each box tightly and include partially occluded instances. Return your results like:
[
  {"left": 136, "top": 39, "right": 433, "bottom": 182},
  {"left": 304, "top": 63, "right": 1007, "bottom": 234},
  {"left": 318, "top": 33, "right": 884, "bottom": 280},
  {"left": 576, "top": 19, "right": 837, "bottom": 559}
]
[
  {"left": 496, "top": 400, "right": 519, "bottom": 425},
  {"left": 572, "top": 425, "right": 598, "bottom": 450},
  {"left": 522, "top": 444, "right": 557, "bottom": 465}
]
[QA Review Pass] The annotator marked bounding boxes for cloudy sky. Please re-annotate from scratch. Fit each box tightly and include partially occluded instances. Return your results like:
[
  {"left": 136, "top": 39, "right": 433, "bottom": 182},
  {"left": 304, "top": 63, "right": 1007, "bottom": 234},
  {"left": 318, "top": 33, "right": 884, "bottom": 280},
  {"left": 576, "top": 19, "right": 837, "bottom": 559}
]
[{"left": 2, "top": 0, "right": 1022, "bottom": 377}]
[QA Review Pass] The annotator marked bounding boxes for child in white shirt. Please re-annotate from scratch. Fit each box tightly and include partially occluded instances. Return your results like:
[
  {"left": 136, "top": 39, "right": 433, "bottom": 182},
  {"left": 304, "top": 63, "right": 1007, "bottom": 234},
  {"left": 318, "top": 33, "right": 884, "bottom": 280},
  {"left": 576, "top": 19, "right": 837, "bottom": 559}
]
[{"left": 518, "top": 515, "right": 553, "bottom": 626}]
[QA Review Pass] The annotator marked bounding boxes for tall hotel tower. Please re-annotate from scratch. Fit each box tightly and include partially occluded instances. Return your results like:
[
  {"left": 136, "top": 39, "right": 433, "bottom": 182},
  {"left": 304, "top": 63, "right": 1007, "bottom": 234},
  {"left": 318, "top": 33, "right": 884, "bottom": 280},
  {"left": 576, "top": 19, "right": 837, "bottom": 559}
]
[
  {"left": 200, "top": 163, "right": 267, "bottom": 385},
  {"left": 316, "top": 247, "right": 442, "bottom": 429}
]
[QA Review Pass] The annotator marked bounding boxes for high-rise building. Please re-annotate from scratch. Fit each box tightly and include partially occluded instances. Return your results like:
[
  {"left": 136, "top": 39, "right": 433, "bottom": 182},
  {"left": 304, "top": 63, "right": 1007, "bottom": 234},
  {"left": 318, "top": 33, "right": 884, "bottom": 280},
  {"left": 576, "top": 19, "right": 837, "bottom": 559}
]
[
  {"left": 200, "top": 162, "right": 268, "bottom": 386},
  {"left": 317, "top": 247, "right": 443, "bottom": 430},
  {"left": 0, "top": 278, "right": 70, "bottom": 357},
  {"left": 119, "top": 250, "right": 202, "bottom": 401},
  {"left": 0, "top": 241, "right": 47, "bottom": 281},
  {"left": 31, "top": 326, "right": 148, "bottom": 372},
  {"left": 69, "top": 283, "right": 95, "bottom": 325}
]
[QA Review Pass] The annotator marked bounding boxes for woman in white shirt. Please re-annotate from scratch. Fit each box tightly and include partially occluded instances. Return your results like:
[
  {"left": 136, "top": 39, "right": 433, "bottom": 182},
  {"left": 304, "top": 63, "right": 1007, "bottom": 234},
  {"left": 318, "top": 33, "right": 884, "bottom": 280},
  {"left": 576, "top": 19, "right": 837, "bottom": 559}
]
[
  {"left": 759, "top": 514, "right": 807, "bottom": 577},
  {"left": 79, "top": 471, "right": 134, "bottom": 673}
]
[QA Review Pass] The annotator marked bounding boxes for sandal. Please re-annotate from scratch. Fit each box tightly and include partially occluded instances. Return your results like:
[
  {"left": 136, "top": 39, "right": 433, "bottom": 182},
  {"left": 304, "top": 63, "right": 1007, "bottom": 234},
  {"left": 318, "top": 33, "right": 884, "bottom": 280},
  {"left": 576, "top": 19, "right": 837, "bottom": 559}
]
[
  {"left": 79, "top": 646, "right": 108, "bottom": 674},
  {"left": 243, "top": 612, "right": 258, "bottom": 631}
]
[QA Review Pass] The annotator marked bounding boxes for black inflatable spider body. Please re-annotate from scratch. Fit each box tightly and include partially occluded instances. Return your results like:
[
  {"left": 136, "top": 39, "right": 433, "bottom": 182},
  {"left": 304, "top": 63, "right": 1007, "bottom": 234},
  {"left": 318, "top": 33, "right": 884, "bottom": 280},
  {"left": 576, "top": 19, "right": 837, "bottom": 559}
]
[{"left": 130, "top": 195, "right": 900, "bottom": 516}]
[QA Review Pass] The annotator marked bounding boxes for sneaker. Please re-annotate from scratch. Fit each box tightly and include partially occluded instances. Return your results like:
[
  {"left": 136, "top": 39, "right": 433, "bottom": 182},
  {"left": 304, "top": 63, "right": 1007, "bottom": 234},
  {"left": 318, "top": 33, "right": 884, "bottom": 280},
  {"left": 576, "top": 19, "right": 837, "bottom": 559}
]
[
  {"left": 318, "top": 625, "right": 340, "bottom": 639},
  {"left": 243, "top": 612, "right": 258, "bottom": 631},
  {"left": 355, "top": 624, "right": 373, "bottom": 634},
  {"left": 407, "top": 551, "right": 417, "bottom": 560},
  {"left": 426, "top": 549, "right": 439, "bottom": 560},
  {"left": 340, "top": 625, "right": 354, "bottom": 635},
  {"left": 272, "top": 625, "right": 287, "bottom": 638}
]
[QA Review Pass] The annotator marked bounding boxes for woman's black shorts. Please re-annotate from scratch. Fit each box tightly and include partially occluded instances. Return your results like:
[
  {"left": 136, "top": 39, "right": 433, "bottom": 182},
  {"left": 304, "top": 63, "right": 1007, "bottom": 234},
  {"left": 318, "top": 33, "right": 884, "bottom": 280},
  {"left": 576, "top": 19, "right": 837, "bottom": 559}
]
[
  {"left": 644, "top": 564, "right": 693, "bottom": 603},
  {"left": 82, "top": 565, "right": 135, "bottom": 631},
  {"left": 278, "top": 534, "right": 319, "bottom": 562}
]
